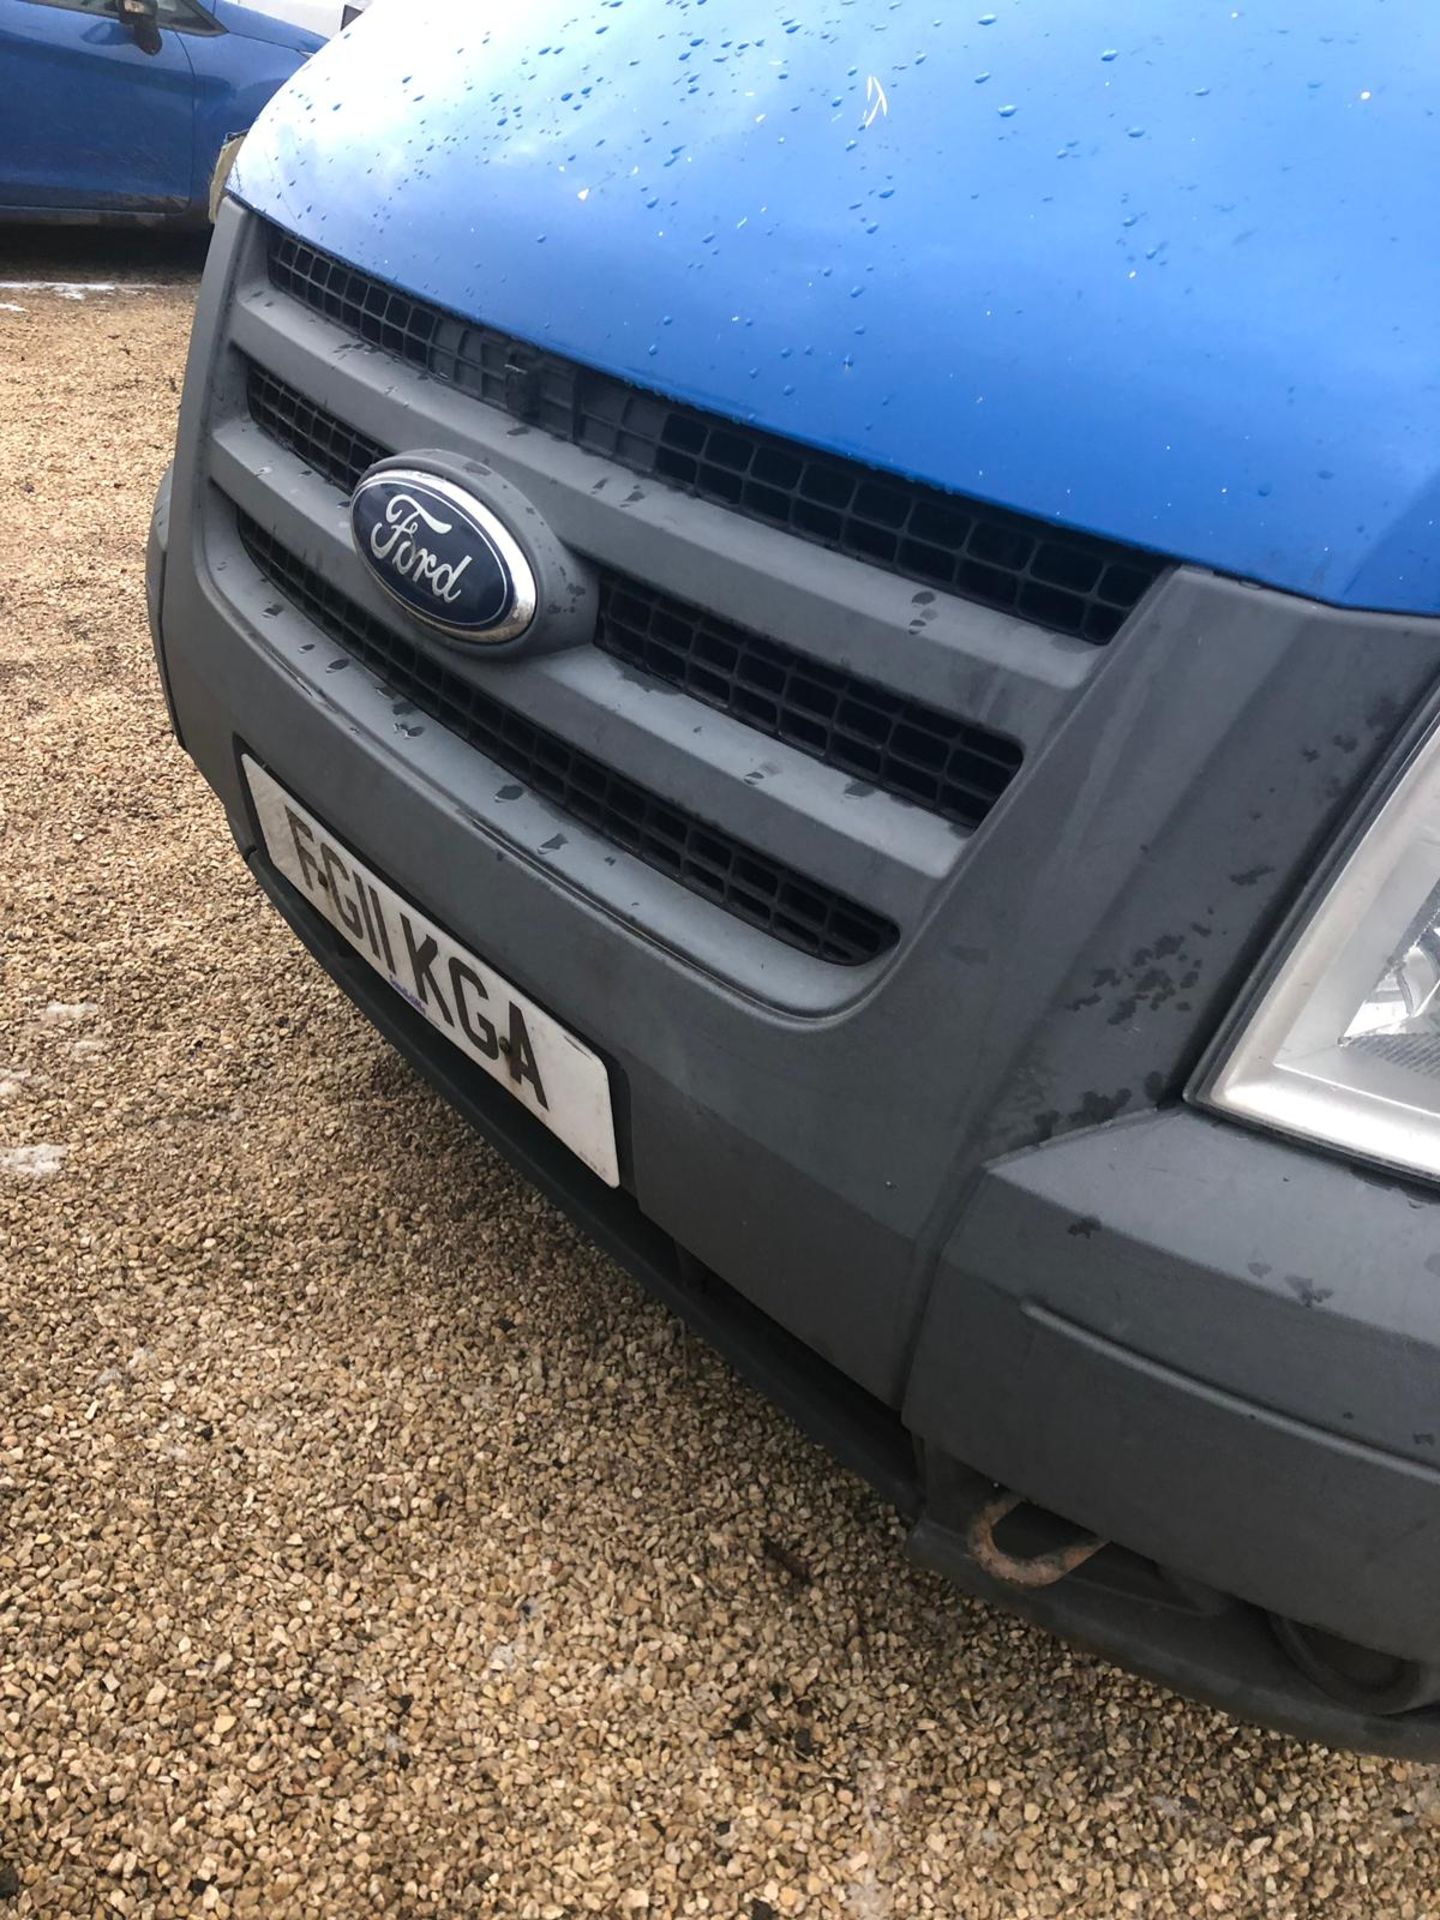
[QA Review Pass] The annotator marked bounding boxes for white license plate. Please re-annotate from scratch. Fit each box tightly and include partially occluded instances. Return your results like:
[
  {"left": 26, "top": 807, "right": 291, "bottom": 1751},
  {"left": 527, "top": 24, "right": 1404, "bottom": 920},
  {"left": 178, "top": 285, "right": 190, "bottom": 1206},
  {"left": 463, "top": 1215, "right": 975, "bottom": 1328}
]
[{"left": 245, "top": 757, "right": 620, "bottom": 1186}]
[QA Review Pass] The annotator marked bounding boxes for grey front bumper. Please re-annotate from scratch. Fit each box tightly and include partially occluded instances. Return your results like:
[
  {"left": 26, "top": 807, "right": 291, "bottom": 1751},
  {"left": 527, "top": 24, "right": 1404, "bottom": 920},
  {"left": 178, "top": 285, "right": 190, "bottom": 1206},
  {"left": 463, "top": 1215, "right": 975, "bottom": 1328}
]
[{"left": 147, "top": 205, "right": 1440, "bottom": 1753}]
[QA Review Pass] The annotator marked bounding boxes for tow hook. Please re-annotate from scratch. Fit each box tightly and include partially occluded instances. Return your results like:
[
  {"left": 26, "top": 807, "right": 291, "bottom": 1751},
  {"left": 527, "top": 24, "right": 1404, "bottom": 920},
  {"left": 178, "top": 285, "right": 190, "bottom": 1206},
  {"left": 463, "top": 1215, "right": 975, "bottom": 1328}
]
[{"left": 965, "top": 1488, "right": 1106, "bottom": 1589}]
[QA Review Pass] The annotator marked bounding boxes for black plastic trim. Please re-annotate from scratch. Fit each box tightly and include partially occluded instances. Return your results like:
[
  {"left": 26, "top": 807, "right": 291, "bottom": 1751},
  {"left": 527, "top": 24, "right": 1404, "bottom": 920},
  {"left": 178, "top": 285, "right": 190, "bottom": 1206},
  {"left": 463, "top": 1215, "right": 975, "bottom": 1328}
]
[
  {"left": 235, "top": 510, "right": 900, "bottom": 967},
  {"left": 263, "top": 222, "right": 1169, "bottom": 644},
  {"left": 243, "top": 358, "right": 1025, "bottom": 832}
]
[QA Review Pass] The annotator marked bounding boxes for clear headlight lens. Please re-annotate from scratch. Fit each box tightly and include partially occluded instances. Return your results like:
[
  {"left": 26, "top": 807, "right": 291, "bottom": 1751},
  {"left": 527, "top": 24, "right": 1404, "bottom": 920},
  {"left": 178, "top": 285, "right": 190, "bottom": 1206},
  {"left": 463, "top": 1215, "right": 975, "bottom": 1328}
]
[{"left": 1207, "top": 724, "right": 1440, "bottom": 1180}]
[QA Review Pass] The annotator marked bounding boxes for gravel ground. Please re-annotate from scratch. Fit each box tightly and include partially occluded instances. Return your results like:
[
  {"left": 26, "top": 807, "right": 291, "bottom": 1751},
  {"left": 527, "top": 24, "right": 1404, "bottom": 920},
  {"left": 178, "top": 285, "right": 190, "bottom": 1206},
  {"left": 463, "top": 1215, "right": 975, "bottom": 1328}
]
[{"left": 2, "top": 242, "right": 1439, "bottom": 1920}]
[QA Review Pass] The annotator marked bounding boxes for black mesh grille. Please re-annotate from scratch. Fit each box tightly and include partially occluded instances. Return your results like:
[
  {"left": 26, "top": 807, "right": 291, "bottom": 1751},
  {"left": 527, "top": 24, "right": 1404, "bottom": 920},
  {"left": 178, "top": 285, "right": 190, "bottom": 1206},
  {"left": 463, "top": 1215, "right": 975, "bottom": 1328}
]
[
  {"left": 595, "top": 578, "right": 1020, "bottom": 829},
  {"left": 264, "top": 225, "right": 1165, "bottom": 643},
  {"left": 233, "top": 511, "right": 897, "bottom": 967},
  {"left": 247, "top": 364, "right": 385, "bottom": 488},
  {"left": 245, "top": 362, "right": 1023, "bottom": 831}
]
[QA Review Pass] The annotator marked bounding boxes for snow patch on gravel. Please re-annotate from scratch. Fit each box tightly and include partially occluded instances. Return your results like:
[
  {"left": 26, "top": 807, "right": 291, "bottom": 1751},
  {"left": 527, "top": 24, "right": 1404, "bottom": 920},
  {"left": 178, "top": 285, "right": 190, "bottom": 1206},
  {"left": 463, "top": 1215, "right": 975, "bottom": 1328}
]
[
  {"left": 39, "top": 999, "right": 99, "bottom": 1026},
  {"left": 0, "top": 281, "right": 157, "bottom": 300},
  {"left": 0, "top": 1143, "right": 68, "bottom": 1178}
]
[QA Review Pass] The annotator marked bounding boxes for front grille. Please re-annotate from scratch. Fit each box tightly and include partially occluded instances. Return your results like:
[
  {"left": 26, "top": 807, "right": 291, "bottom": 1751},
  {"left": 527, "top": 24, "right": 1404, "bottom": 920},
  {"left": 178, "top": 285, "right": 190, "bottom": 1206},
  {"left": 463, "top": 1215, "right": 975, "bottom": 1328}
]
[
  {"left": 245, "top": 361, "right": 1023, "bottom": 831},
  {"left": 233, "top": 511, "right": 898, "bottom": 967},
  {"left": 247, "top": 364, "right": 384, "bottom": 490},
  {"left": 265, "top": 224, "right": 1166, "bottom": 644},
  {"left": 596, "top": 578, "right": 1020, "bottom": 828}
]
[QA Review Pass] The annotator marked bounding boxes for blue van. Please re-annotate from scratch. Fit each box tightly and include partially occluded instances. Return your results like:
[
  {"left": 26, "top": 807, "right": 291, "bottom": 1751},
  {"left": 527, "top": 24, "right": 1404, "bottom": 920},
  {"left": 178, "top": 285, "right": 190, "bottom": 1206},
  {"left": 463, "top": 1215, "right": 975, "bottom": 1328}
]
[
  {"left": 147, "top": 1, "right": 1440, "bottom": 1753},
  {"left": 0, "top": 0, "right": 319, "bottom": 224}
]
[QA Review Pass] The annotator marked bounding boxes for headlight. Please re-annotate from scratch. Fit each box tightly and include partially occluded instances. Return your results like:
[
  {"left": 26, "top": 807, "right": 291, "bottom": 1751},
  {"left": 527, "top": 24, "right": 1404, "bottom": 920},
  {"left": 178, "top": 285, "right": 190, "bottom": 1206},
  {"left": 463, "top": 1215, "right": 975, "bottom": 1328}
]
[{"left": 1206, "top": 720, "right": 1440, "bottom": 1181}]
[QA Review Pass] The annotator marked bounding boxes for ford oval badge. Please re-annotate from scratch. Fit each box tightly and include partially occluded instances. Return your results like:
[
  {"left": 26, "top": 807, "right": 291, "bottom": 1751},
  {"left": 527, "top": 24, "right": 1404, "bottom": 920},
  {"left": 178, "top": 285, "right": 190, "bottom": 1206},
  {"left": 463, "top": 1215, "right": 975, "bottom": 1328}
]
[{"left": 350, "top": 467, "right": 537, "bottom": 643}]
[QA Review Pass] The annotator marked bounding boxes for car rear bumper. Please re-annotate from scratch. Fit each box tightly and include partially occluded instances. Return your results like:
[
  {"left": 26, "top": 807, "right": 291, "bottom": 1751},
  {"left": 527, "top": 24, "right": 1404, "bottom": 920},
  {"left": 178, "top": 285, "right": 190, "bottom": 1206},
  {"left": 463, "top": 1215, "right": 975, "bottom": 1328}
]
[{"left": 147, "top": 206, "right": 1440, "bottom": 1753}]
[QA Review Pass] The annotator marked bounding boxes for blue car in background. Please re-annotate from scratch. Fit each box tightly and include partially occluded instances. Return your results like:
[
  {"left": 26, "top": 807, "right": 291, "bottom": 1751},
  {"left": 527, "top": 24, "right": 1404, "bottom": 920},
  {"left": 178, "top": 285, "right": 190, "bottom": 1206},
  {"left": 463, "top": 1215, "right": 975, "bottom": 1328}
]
[{"left": 0, "top": 0, "right": 320, "bottom": 225}]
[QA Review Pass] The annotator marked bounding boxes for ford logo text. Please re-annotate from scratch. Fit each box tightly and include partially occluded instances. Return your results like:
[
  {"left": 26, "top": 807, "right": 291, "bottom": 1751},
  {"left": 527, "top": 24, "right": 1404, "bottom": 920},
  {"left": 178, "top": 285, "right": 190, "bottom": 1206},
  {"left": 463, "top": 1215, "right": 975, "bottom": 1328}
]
[{"left": 349, "top": 467, "right": 537, "bottom": 643}]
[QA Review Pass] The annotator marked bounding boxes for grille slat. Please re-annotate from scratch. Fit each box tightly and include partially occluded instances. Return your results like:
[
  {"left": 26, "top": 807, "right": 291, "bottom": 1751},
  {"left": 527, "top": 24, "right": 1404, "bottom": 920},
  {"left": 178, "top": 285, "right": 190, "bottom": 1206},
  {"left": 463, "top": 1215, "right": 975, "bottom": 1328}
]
[
  {"left": 595, "top": 575, "right": 1020, "bottom": 830},
  {"left": 265, "top": 225, "right": 1166, "bottom": 644},
  {"left": 244, "top": 362, "right": 1023, "bottom": 831},
  {"left": 233, "top": 510, "right": 897, "bottom": 968}
]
